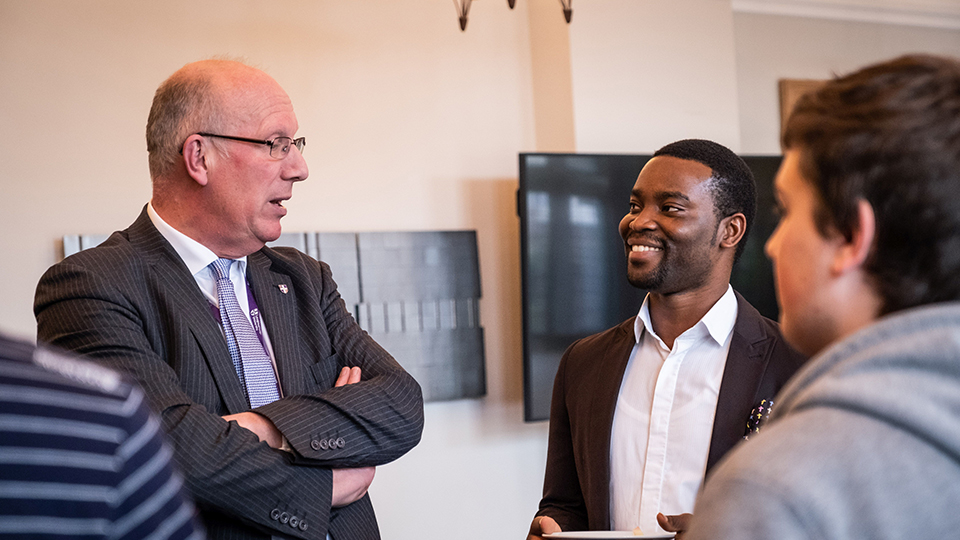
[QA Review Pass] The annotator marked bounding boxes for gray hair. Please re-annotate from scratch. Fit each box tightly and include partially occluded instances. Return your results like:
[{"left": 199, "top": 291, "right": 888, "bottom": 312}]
[{"left": 145, "top": 62, "right": 234, "bottom": 180}]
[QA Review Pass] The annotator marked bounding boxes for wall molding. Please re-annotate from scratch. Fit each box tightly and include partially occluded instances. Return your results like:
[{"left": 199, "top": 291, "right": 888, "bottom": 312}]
[{"left": 733, "top": 0, "right": 960, "bottom": 30}]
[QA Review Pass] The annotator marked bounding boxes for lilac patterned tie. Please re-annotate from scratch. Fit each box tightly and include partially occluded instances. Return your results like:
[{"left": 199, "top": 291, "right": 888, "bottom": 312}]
[{"left": 210, "top": 258, "right": 280, "bottom": 408}]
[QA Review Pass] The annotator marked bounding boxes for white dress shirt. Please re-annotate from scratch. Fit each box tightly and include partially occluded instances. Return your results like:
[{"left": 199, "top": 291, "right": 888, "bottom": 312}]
[
  {"left": 146, "top": 203, "right": 282, "bottom": 391},
  {"left": 609, "top": 285, "right": 737, "bottom": 534}
]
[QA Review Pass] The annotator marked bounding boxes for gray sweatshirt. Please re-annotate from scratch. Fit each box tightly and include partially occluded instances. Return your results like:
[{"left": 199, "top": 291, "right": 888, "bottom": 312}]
[{"left": 687, "top": 302, "right": 960, "bottom": 540}]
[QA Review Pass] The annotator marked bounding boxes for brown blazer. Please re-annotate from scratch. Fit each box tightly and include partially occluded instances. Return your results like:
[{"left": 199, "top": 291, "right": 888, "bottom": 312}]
[
  {"left": 35, "top": 207, "right": 424, "bottom": 540},
  {"left": 536, "top": 292, "right": 805, "bottom": 531}
]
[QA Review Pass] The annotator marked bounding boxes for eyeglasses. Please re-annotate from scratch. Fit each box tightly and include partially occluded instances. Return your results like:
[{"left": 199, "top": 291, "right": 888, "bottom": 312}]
[{"left": 197, "top": 132, "right": 306, "bottom": 159}]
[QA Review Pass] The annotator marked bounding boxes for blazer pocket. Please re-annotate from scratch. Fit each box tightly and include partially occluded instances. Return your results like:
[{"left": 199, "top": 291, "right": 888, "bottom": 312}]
[{"left": 309, "top": 353, "right": 340, "bottom": 389}]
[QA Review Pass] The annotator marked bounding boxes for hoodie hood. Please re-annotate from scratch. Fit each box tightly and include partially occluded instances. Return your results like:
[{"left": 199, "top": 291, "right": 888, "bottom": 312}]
[{"left": 771, "top": 301, "right": 960, "bottom": 464}]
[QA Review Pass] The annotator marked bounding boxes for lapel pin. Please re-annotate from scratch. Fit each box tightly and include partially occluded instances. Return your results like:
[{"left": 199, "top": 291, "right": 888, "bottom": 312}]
[{"left": 278, "top": 284, "right": 289, "bottom": 294}]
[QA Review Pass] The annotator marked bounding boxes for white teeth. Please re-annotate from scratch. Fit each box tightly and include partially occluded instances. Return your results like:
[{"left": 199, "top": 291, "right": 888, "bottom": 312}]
[{"left": 631, "top": 245, "right": 661, "bottom": 252}]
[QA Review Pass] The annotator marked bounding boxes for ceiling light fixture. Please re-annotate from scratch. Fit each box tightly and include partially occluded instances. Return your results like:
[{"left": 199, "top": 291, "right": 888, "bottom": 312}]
[{"left": 454, "top": 0, "right": 571, "bottom": 31}]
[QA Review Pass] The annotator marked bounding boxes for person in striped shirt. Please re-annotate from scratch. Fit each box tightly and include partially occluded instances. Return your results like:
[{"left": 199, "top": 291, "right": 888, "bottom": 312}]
[{"left": 0, "top": 333, "right": 202, "bottom": 539}]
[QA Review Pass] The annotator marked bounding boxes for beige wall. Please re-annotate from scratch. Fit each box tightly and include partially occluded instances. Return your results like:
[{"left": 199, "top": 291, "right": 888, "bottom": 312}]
[
  {"left": 2, "top": 1, "right": 960, "bottom": 538},
  {"left": 570, "top": 0, "right": 743, "bottom": 153},
  {"left": 734, "top": 12, "right": 960, "bottom": 153}
]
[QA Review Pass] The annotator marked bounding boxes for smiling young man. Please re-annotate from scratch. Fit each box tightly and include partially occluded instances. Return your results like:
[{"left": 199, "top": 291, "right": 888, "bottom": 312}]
[
  {"left": 528, "top": 139, "right": 804, "bottom": 538},
  {"left": 686, "top": 54, "right": 960, "bottom": 540},
  {"left": 35, "top": 60, "right": 424, "bottom": 540}
]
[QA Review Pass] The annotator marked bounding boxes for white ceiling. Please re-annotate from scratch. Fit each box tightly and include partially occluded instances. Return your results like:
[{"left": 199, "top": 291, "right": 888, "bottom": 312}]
[{"left": 733, "top": 0, "right": 960, "bottom": 29}]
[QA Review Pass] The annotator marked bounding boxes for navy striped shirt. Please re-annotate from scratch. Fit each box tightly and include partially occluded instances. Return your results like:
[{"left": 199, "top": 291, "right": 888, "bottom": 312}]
[{"left": 0, "top": 335, "right": 203, "bottom": 539}]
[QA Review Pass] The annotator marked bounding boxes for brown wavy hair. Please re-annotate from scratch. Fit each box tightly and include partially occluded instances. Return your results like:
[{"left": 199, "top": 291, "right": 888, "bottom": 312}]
[{"left": 783, "top": 54, "right": 960, "bottom": 314}]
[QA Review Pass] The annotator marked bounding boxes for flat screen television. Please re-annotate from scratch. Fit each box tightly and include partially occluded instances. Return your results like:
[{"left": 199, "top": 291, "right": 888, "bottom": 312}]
[{"left": 518, "top": 153, "right": 783, "bottom": 422}]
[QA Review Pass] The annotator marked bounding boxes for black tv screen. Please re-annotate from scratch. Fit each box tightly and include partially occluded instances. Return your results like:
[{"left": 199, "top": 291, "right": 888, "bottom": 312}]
[{"left": 518, "top": 153, "right": 783, "bottom": 422}]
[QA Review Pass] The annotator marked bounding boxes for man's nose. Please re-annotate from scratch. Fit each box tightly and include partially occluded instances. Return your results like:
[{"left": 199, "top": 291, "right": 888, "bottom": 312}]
[
  {"left": 629, "top": 209, "right": 657, "bottom": 231},
  {"left": 285, "top": 147, "right": 308, "bottom": 182}
]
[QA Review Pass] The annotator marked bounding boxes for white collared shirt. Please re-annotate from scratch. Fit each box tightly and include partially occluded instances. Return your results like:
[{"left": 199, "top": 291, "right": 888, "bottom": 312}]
[
  {"left": 146, "top": 203, "right": 281, "bottom": 390},
  {"left": 609, "top": 285, "right": 738, "bottom": 534}
]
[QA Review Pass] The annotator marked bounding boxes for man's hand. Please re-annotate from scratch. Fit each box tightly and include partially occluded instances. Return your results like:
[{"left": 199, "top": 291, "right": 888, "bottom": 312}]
[
  {"left": 657, "top": 512, "right": 692, "bottom": 540},
  {"left": 222, "top": 411, "right": 284, "bottom": 449},
  {"left": 335, "top": 366, "right": 361, "bottom": 387},
  {"left": 332, "top": 467, "right": 375, "bottom": 507},
  {"left": 527, "top": 515, "right": 561, "bottom": 539}
]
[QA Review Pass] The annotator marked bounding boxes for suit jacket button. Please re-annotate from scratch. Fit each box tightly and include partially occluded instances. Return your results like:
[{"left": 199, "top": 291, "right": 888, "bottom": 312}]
[
  {"left": 289, "top": 516, "right": 299, "bottom": 528},
  {"left": 279, "top": 512, "right": 290, "bottom": 524},
  {"left": 270, "top": 509, "right": 281, "bottom": 520},
  {"left": 311, "top": 439, "right": 322, "bottom": 451},
  {"left": 335, "top": 437, "right": 345, "bottom": 448},
  {"left": 299, "top": 520, "right": 308, "bottom": 531},
  {"left": 328, "top": 438, "right": 338, "bottom": 449},
  {"left": 319, "top": 438, "right": 330, "bottom": 450}
]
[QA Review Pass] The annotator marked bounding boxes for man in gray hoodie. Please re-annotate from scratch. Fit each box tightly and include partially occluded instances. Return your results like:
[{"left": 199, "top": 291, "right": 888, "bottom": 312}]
[{"left": 686, "top": 54, "right": 960, "bottom": 540}]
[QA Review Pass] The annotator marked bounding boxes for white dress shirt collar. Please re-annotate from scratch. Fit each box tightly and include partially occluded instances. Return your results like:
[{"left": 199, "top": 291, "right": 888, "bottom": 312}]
[{"left": 633, "top": 284, "right": 738, "bottom": 348}]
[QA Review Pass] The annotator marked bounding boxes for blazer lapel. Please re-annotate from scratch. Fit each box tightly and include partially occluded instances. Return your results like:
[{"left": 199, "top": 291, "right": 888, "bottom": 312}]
[
  {"left": 246, "top": 250, "right": 305, "bottom": 397},
  {"left": 587, "top": 318, "right": 636, "bottom": 529},
  {"left": 705, "top": 291, "right": 774, "bottom": 473},
  {"left": 127, "top": 208, "right": 250, "bottom": 413}
]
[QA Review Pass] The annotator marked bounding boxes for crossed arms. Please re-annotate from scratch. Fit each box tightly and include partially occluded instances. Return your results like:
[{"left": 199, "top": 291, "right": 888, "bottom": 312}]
[{"left": 35, "top": 241, "right": 424, "bottom": 539}]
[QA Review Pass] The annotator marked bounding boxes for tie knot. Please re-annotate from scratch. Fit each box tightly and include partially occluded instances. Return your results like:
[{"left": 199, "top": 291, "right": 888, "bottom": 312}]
[{"left": 210, "top": 258, "right": 234, "bottom": 281}]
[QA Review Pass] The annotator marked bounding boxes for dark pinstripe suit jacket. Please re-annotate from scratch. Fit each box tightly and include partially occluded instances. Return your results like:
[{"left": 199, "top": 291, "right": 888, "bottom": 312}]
[
  {"left": 535, "top": 292, "right": 805, "bottom": 531},
  {"left": 35, "top": 208, "right": 425, "bottom": 540}
]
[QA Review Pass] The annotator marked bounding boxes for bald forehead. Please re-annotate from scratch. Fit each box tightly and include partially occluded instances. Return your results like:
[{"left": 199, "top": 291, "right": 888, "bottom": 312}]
[
  {"left": 176, "top": 61, "right": 278, "bottom": 99},
  {"left": 172, "top": 60, "right": 291, "bottom": 129},
  {"left": 175, "top": 59, "right": 265, "bottom": 84}
]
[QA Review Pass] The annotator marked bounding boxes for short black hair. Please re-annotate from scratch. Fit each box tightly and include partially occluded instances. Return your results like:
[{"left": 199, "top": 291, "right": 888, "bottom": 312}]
[
  {"left": 784, "top": 54, "right": 960, "bottom": 315},
  {"left": 653, "top": 139, "right": 756, "bottom": 261}
]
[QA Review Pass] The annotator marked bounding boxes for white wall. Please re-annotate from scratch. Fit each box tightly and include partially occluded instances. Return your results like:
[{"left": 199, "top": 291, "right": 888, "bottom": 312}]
[
  {"left": 734, "top": 12, "right": 960, "bottom": 153},
  {"left": 569, "top": 0, "right": 743, "bottom": 153},
  {"left": 2, "top": 1, "right": 960, "bottom": 539}
]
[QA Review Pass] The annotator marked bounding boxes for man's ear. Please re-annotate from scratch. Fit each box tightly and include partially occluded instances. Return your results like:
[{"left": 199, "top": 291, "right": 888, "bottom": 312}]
[
  {"left": 832, "top": 199, "right": 876, "bottom": 274},
  {"left": 718, "top": 212, "right": 747, "bottom": 250},
  {"left": 181, "top": 134, "right": 210, "bottom": 187}
]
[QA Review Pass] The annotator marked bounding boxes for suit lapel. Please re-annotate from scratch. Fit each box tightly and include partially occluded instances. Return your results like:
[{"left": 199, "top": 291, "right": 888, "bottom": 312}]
[
  {"left": 127, "top": 208, "right": 249, "bottom": 413},
  {"left": 587, "top": 318, "right": 636, "bottom": 529},
  {"left": 246, "top": 250, "right": 304, "bottom": 397},
  {"left": 705, "top": 291, "right": 774, "bottom": 473}
]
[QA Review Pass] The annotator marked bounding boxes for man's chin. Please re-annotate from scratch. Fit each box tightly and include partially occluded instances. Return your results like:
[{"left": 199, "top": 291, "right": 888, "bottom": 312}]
[
  {"left": 627, "top": 275, "right": 663, "bottom": 291},
  {"left": 256, "top": 222, "right": 284, "bottom": 245}
]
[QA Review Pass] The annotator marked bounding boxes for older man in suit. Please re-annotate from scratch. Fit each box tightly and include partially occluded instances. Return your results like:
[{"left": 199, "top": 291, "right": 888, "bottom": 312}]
[
  {"left": 528, "top": 139, "right": 804, "bottom": 539},
  {"left": 35, "top": 59, "right": 424, "bottom": 540}
]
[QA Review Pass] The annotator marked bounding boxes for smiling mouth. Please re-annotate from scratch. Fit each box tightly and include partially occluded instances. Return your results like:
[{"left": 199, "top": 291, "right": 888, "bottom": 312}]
[
  {"left": 631, "top": 245, "right": 662, "bottom": 252},
  {"left": 271, "top": 198, "right": 287, "bottom": 208}
]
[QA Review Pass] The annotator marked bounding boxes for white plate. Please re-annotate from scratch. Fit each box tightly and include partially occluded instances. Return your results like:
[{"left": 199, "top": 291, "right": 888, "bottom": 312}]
[{"left": 544, "top": 532, "right": 674, "bottom": 539}]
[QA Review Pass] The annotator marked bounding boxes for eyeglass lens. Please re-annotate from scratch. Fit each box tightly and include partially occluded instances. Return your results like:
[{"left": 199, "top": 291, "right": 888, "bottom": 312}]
[{"left": 269, "top": 137, "right": 306, "bottom": 159}]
